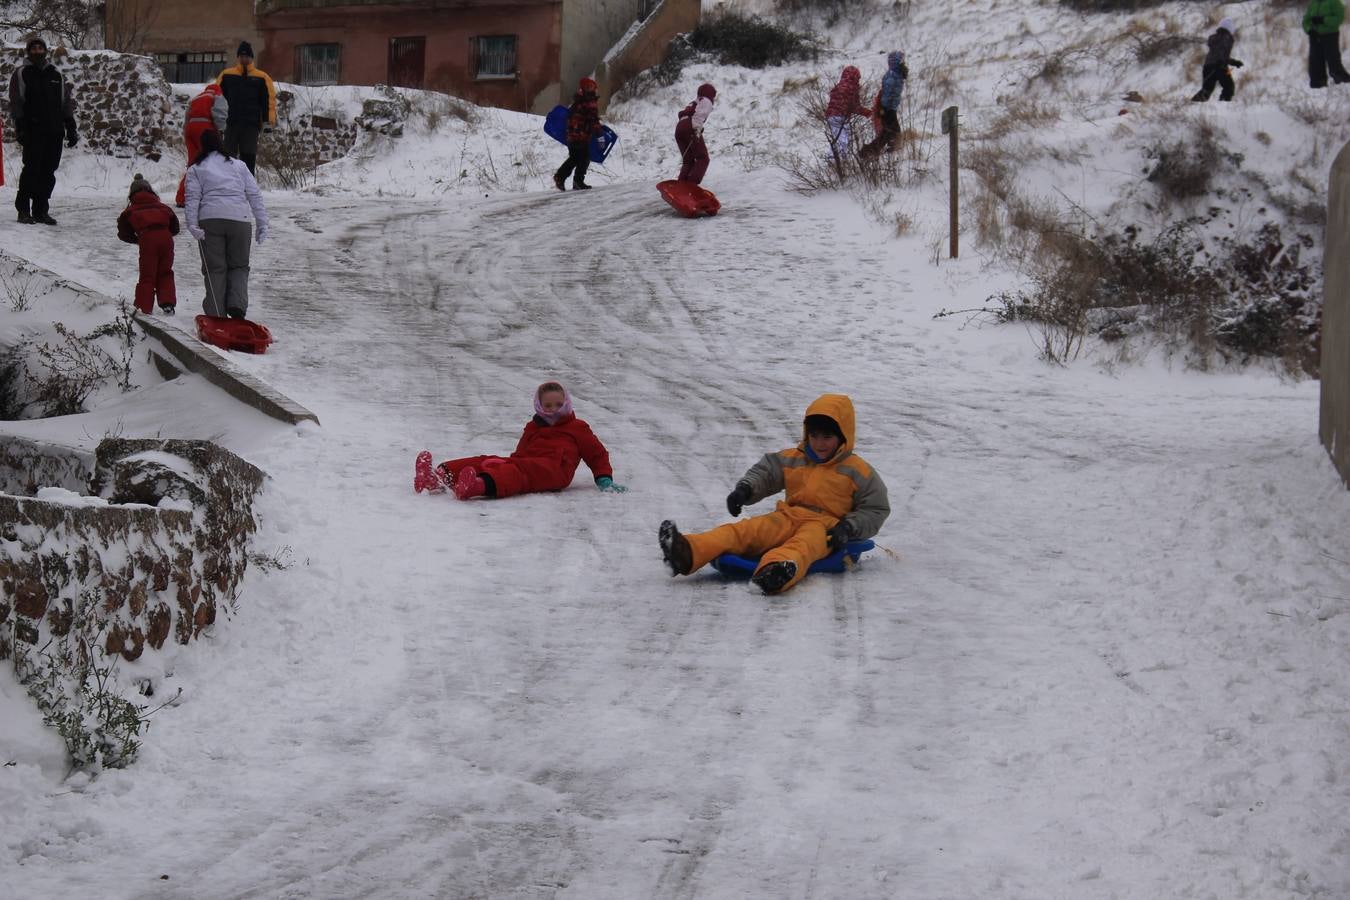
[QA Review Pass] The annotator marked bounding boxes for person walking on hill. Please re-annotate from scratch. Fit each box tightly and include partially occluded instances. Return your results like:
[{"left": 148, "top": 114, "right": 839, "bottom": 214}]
[
  {"left": 1304, "top": 0, "right": 1350, "bottom": 88},
  {"left": 184, "top": 129, "right": 269, "bottom": 320},
  {"left": 117, "top": 174, "right": 180, "bottom": 316},
  {"left": 175, "top": 83, "right": 228, "bottom": 207},
  {"left": 7, "top": 36, "right": 79, "bottom": 225},
  {"left": 825, "top": 65, "right": 871, "bottom": 159},
  {"left": 553, "top": 77, "right": 603, "bottom": 191},
  {"left": 216, "top": 42, "right": 276, "bottom": 175},
  {"left": 1191, "top": 18, "right": 1243, "bottom": 102},
  {"left": 861, "top": 51, "right": 908, "bottom": 157},
  {"left": 674, "top": 83, "right": 716, "bottom": 185}
]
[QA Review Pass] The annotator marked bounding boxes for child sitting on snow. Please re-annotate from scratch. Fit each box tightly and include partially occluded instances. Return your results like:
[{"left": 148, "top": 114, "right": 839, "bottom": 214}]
[
  {"left": 414, "top": 381, "right": 627, "bottom": 500},
  {"left": 658, "top": 393, "right": 889, "bottom": 595},
  {"left": 116, "top": 174, "right": 180, "bottom": 315}
]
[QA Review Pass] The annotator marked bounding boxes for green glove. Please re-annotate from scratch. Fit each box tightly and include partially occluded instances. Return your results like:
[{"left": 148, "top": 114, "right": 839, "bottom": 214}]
[{"left": 596, "top": 476, "right": 627, "bottom": 493}]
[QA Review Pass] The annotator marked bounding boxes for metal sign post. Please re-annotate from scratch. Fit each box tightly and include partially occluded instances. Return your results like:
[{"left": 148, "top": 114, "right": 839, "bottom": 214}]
[{"left": 941, "top": 105, "right": 959, "bottom": 259}]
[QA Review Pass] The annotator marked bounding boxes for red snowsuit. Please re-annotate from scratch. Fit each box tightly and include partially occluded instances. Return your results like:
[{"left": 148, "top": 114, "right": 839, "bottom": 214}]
[
  {"left": 117, "top": 190, "right": 180, "bottom": 313},
  {"left": 176, "top": 86, "right": 224, "bottom": 207},
  {"left": 438, "top": 412, "right": 612, "bottom": 498},
  {"left": 675, "top": 85, "right": 715, "bottom": 185}
]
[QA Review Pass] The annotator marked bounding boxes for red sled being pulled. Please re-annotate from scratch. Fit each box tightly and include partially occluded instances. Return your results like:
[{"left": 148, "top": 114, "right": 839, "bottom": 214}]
[
  {"left": 195, "top": 315, "right": 273, "bottom": 354},
  {"left": 657, "top": 180, "right": 720, "bottom": 218}
]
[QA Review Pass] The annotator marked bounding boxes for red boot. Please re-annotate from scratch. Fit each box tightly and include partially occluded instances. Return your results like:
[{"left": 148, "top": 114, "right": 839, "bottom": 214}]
[
  {"left": 452, "top": 465, "right": 486, "bottom": 500},
  {"left": 413, "top": 450, "right": 446, "bottom": 494}
]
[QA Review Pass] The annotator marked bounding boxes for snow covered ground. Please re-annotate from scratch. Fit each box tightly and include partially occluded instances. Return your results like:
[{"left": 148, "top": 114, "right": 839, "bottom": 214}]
[{"left": 5, "top": 1, "right": 1350, "bottom": 896}]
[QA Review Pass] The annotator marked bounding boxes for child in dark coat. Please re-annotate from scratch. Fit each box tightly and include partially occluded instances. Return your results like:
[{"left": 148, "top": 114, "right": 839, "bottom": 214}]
[
  {"left": 116, "top": 174, "right": 180, "bottom": 315},
  {"left": 1191, "top": 18, "right": 1243, "bottom": 101},
  {"left": 414, "top": 382, "right": 627, "bottom": 499},
  {"left": 553, "top": 77, "right": 603, "bottom": 191}
]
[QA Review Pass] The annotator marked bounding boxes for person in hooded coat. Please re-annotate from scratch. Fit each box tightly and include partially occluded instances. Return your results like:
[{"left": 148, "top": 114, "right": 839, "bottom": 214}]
[
  {"left": 1191, "top": 18, "right": 1243, "bottom": 101},
  {"left": 824, "top": 65, "right": 871, "bottom": 158},
  {"left": 117, "top": 174, "right": 180, "bottom": 315},
  {"left": 658, "top": 394, "right": 890, "bottom": 595},
  {"left": 176, "top": 83, "right": 229, "bottom": 207},
  {"left": 675, "top": 83, "right": 716, "bottom": 185},
  {"left": 414, "top": 382, "right": 626, "bottom": 499},
  {"left": 553, "top": 77, "right": 603, "bottom": 191},
  {"left": 861, "top": 51, "right": 908, "bottom": 157}
]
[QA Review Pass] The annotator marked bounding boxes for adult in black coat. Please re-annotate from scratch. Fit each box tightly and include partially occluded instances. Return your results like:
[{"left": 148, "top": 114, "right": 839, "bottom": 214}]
[{"left": 7, "top": 37, "right": 79, "bottom": 225}]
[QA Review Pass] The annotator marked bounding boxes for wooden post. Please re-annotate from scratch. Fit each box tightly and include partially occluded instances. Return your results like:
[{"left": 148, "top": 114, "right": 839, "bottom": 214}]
[{"left": 941, "top": 105, "right": 959, "bottom": 259}]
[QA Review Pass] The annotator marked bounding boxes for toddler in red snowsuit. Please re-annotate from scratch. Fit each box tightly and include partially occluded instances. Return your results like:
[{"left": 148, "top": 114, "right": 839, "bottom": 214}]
[
  {"left": 675, "top": 83, "right": 716, "bottom": 184},
  {"left": 414, "top": 382, "right": 627, "bottom": 499},
  {"left": 116, "top": 174, "right": 180, "bottom": 315}
]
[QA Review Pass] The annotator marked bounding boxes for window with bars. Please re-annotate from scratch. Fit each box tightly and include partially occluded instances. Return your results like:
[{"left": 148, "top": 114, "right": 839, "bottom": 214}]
[
  {"left": 296, "top": 43, "right": 340, "bottom": 85},
  {"left": 473, "top": 35, "right": 517, "bottom": 79},
  {"left": 155, "top": 52, "right": 226, "bottom": 85}
]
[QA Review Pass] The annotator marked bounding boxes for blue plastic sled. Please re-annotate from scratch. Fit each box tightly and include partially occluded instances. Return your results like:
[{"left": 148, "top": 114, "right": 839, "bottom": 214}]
[
  {"left": 544, "top": 105, "right": 618, "bottom": 164},
  {"left": 710, "top": 540, "right": 876, "bottom": 579}
]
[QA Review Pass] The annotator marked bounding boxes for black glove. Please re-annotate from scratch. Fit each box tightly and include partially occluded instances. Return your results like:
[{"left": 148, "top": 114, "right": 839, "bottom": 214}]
[
  {"left": 1312, "top": 15, "right": 1325, "bottom": 25},
  {"left": 14, "top": 125, "right": 24, "bottom": 147},
  {"left": 726, "top": 482, "right": 752, "bottom": 517},
  {"left": 826, "top": 522, "right": 852, "bottom": 553},
  {"left": 1228, "top": 59, "right": 1243, "bottom": 68},
  {"left": 65, "top": 127, "right": 78, "bottom": 148}
]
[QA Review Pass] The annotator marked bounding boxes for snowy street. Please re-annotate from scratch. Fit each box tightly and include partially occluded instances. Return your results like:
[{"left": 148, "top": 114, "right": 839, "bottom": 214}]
[{"left": 3, "top": 167, "right": 1348, "bottom": 898}]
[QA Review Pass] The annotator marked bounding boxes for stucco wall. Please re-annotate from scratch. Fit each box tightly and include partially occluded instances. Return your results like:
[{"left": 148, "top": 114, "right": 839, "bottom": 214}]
[
  {"left": 1320, "top": 141, "right": 1350, "bottom": 487},
  {"left": 593, "top": 0, "right": 699, "bottom": 112},
  {"left": 259, "top": 2, "right": 562, "bottom": 113},
  {"left": 559, "top": 0, "right": 650, "bottom": 103}
]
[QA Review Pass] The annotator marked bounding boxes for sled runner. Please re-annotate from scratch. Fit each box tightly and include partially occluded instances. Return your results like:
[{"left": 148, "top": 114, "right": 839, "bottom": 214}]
[
  {"left": 656, "top": 180, "right": 721, "bottom": 218},
  {"left": 710, "top": 540, "right": 876, "bottom": 578},
  {"left": 544, "top": 105, "right": 618, "bottom": 164},
  {"left": 195, "top": 315, "right": 273, "bottom": 354}
]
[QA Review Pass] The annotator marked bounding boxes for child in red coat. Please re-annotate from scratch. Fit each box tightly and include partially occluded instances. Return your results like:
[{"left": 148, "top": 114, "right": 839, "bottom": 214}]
[
  {"left": 116, "top": 174, "right": 180, "bottom": 315},
  {"left": 414, "top": 382, "right": 627, "bottom": 499},
  {"left": 553, "top": 77, "right": 603, "bottom": 191}
]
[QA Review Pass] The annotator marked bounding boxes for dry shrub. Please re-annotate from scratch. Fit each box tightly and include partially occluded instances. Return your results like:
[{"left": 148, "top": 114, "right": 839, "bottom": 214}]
[{"left": 1145, "top": 120, "right": 1240, "bottom": 204}]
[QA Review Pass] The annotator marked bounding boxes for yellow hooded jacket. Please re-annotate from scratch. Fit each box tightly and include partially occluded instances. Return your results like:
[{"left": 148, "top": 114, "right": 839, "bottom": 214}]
[{"left": 737, "top": 394, "right": 889, "bottom": 540}]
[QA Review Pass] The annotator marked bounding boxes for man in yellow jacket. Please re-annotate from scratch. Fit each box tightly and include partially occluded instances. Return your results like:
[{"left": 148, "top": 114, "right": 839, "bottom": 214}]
[
  {"left": 215, "top": 41, "right": 276, "bottom": 175},
  {"left": 659, "top": 393, "right": 890, "bottom": 594}
]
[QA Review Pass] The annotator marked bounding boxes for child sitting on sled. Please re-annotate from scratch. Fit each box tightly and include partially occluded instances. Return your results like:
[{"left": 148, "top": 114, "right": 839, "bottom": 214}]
[
  {"left": 658, "top": 393, "right": 889, "bottom": 595},
  {"left": 116, "top": 174, "right": 180, "bottom": 315},
  {"left": 415, "top": 381, "right": 627, "bottom": 499}
]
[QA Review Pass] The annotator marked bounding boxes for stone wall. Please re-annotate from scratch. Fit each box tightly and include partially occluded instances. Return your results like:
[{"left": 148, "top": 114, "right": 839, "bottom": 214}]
[
  {"left": 0, "top": 48, "right": 178, "bottom": 161},
  {"left": 0, "top": 49, "right": 359, "bottom": 165},
  {"left": 1, "top": 438, "right": 265, "bottom": 765},
  {"left": 1321, "top": 141, "right": 1350, "bottom": 487}
]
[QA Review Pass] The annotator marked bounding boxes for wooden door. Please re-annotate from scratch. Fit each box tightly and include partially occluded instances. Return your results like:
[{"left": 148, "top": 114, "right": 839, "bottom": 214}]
[{"left": 388, "top": 36, "right": 425, "bottom": 89}]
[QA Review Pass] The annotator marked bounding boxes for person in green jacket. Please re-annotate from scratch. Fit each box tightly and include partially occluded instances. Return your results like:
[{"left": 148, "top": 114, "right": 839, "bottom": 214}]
[{"left": 1305, "top": 0, "right": 1350, "bottom": 88}]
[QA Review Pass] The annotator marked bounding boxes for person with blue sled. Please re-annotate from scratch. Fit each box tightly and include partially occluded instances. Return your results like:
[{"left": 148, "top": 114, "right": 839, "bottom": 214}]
[
  {"left": 659, "top": 394, "right": 890, "bottom": 595},
  {"left": 553, "top": 76, "right": 604, "bottom": 191}
]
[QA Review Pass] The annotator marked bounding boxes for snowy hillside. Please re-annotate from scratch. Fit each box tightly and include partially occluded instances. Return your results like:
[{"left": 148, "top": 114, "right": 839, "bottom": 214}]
[{"left": 4, "top": 1, "right": 1350, "bottom": 897}]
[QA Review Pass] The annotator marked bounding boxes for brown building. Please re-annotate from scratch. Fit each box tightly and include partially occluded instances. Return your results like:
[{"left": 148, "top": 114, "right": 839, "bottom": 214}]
[{"left": 105, "top": 0, "right": 698, "bottom": 114}]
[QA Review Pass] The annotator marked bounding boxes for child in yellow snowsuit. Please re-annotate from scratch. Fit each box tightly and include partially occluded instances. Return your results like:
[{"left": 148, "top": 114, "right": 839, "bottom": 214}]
[{"left": 659, "top": 393, "right": 890, "bottom": 594}]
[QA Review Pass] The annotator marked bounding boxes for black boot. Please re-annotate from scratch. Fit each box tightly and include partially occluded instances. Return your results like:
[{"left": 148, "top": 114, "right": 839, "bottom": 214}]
[
  {"left": 573, "top": 181, "right": 592, "bottom": 190},
  {"left": 751, "top": 561, "right": 798, "bottom": 595},
  {"left": 658, "top": 520, "right": 693, "bottom": 576}
]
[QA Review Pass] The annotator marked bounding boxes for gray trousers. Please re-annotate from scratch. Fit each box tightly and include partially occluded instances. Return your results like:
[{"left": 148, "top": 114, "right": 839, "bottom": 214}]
[{"left": 199, "top": 218, "right": 252, "bottom": 318}]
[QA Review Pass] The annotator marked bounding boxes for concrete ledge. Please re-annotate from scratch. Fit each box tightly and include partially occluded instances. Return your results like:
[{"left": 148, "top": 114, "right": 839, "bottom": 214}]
[{"left": 134, "top": 314, "right": 320, "bottom": 427}]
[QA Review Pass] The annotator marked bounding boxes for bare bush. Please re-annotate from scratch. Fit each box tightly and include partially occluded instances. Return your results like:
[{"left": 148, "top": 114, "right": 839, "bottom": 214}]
[
  {"left": 27, "top": 322, "right": 119, "bottom": 416},
  {"left": 1145, "top": 120, "right": 1239, "bottom": 203}
]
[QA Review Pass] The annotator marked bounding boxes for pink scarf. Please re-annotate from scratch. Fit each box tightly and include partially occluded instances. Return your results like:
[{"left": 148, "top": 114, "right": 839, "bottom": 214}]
[{"left": 533, "top": 384, "right": 574, "bottom": 425}]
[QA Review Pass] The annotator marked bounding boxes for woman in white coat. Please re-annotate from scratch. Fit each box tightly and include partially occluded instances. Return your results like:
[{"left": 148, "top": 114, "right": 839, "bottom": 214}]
[{"left": 183, "top": 128, "right": 269, "bottom": 319}]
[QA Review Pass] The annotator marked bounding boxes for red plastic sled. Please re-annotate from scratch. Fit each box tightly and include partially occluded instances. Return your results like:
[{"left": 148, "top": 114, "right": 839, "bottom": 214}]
[
  {"left": 195, "top": 315, "right": 273, "bottom": 354},
  {"left": 657, "top": 180, "right": 720, "bottom": 218}
]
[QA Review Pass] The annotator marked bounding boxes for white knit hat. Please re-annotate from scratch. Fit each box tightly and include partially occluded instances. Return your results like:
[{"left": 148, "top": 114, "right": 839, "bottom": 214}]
[{"left": 1218, "top": 17, "right": 1236, "bottom": 34}]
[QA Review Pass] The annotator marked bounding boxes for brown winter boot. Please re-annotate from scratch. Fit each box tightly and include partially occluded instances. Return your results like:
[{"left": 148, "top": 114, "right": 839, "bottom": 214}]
[{"left": 658, "top": 520, "right": 693, "bottom": 576}]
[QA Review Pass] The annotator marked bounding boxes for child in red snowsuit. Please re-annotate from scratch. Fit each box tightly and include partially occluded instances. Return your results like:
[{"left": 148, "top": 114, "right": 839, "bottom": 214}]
[
  {"left": 675, "top": 83, "right": 716, "bottom": 184},
  {"left": 553, "top": 77, "right": 603, "bottom": 191},
  {"left": 414, "top": 382, "right": 627, "bottom": 499},
  {"left": 116, "top": 174, "right": 180, "bottom": 315},
  {"left": 825, "top": 65, "right": 871, "bottom": 159}
]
